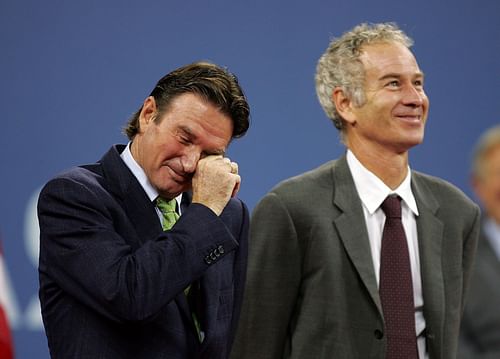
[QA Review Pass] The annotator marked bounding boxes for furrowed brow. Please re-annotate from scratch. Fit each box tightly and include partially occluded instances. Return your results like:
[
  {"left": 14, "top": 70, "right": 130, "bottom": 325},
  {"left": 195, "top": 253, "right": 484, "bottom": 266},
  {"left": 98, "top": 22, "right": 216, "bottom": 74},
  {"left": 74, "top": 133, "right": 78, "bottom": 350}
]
[
  {"left": 205, "top": 148, "right": 226, "bottom": 156},
  {"left": 179, "top": 125, "right": 226, "bottom": 156}
]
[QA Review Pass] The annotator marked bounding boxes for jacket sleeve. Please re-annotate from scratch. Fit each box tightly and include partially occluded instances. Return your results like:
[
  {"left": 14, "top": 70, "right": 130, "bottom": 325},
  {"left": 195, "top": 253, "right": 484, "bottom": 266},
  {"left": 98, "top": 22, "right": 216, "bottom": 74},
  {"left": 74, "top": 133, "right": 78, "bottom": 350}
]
[{"left": 38, "top": 175, "right": 240, "bottom": 323}]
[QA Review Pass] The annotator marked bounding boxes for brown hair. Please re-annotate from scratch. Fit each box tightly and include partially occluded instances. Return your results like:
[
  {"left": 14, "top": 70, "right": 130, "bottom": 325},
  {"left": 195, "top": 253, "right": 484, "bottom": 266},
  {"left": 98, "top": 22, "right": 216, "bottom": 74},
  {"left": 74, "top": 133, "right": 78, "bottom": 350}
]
[{"left": 124, "top": 61, "right": 250, "bottom": 140}]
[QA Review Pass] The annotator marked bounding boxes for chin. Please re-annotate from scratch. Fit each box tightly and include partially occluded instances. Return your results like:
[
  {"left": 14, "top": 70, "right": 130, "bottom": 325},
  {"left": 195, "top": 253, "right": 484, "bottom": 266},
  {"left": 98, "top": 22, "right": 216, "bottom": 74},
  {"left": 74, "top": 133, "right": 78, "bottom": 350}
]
[
  {"left": 405, "top": 132, "right": 425, "bottom": 147},
  {"left": 410, "top": 138, "right": 424, "bottom": 147},
  {"left": 156, "top": 183, "right": 184, "bottom": 199}
]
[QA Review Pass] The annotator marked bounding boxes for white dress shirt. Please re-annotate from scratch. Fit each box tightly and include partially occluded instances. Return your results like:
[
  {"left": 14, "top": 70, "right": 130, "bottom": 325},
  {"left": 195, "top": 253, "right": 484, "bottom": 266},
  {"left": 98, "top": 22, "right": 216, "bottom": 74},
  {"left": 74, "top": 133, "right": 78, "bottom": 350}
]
[
  {"left": 346, "top": 150, "right": 427, "bottom": 359},
  {"left": 120, "top": 143, "right": 203, "bottom": 340},
  {"left": 484, "top": 217, "right": 500, "bottom": 260}
]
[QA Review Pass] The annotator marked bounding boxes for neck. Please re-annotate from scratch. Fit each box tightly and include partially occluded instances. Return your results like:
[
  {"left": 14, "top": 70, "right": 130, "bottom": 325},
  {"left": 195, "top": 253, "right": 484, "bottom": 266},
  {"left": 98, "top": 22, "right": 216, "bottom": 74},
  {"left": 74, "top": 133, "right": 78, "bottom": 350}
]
[{"left": 348, "top": 141, "right": 409, "bottom": 190}]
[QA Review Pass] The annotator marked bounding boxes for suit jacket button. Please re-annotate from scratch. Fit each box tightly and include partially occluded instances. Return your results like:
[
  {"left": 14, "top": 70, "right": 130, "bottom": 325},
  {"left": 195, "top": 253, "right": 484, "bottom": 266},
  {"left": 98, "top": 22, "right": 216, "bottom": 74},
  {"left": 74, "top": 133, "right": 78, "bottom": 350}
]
[
  {"left": 374, "top": 329, "right": 384, "bottom": 340},
  {"left": 210, "top": 252, "right": 217, "bottom": 261},
  {"left": 204, "top": 256, "right": 212, "bottom": 265},
  {"left": 217, "top": 245, "right": 225, "bottom": 254}
]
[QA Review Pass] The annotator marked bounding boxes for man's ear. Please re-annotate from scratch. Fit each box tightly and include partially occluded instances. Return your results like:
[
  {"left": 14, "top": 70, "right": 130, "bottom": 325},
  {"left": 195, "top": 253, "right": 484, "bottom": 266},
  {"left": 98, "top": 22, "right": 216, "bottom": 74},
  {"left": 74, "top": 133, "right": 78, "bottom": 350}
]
[
  {"left": 332, "top": 87, "right": 356, "bottom": 125},
  {"left": 470, "top": 174, "right": 483, "bottom": 202},
  {"left": 138, "top": 96, "right": 158, "bottom": 132}
]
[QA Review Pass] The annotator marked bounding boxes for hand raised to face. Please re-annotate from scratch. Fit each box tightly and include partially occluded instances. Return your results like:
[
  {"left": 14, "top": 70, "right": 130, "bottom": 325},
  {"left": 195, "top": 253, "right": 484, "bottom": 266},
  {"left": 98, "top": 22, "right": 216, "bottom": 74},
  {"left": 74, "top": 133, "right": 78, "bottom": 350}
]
[{"left": 191, "top": 155, "right": 241, "bottom": 216}]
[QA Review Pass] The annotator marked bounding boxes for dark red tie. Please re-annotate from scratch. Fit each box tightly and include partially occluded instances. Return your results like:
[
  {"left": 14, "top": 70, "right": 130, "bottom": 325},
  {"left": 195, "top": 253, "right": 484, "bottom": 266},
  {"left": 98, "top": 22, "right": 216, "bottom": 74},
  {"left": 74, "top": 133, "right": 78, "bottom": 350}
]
[{"left": 379, "top": 196, "right": 418, "bottom": 359}]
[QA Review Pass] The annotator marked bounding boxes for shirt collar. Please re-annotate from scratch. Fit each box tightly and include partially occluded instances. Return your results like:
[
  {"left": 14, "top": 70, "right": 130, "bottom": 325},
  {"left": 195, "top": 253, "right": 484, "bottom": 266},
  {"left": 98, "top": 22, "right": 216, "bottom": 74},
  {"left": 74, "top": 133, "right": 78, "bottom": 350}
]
[
  {"left": 346, "top": 150, "right": 419, "bottom": 216},
  {"left": 484, "top": 217, "right": 500, "bottom": 259},
  {"left": 120, "top": 142, "right": 159, "bottom": 202}
]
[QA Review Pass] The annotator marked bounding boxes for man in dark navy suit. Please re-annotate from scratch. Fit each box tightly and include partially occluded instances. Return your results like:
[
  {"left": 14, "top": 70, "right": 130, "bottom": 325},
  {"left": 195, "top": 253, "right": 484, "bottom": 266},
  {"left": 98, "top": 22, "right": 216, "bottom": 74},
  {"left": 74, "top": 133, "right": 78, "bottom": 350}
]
[{"left": 38, "top": 62, "right": 250, "bottom": 359}]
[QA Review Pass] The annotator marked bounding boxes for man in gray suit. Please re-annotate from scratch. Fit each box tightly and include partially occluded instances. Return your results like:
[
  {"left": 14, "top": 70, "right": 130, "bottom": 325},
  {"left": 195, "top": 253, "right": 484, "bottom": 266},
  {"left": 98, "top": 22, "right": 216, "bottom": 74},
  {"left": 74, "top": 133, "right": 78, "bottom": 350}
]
[
  {"left": 231, "top": 23, "right": 480, "bottom": 359},
  {"left": 459, "top": 125, "right": 500, "bottom": 358}
]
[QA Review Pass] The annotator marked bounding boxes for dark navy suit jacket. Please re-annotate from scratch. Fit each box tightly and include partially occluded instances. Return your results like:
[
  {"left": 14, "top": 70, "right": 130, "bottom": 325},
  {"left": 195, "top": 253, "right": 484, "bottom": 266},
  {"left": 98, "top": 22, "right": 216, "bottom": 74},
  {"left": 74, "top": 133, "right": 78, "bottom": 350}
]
[{"left": 38, "top": 145, "right": 249, "bottom": 359}]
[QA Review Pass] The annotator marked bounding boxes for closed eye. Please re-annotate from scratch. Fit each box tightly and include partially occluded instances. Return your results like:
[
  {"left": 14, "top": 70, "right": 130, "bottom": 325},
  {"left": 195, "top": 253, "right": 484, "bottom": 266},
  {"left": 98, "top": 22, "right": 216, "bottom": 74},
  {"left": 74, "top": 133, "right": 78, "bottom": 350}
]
[
  {"left": 179, "top": 135, "right": 191, "bottom": 145},
  {"left": 177, "top": 126, "right": 195, "bottom": 145}
]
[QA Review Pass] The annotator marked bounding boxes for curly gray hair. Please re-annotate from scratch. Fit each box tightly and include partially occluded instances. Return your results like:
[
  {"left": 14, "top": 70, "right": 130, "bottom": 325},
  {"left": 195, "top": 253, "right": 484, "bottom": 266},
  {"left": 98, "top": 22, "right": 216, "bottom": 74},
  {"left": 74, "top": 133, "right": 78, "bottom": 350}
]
[{"left": 315, "top": 22, "right": 413, "bottom": 137}]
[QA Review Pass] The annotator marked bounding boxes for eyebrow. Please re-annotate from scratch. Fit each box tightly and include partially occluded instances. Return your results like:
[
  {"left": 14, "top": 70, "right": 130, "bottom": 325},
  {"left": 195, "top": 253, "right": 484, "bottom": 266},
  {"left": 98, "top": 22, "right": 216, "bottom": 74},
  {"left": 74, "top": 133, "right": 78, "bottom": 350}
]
[
  {"left": 178, "top": 125, "right": 226, "bottom": 156},
  {"left": 207, "top": 148, "right": 226, "bottom": 156},
  {"left": 378, "top": 72, "right": 425, "bottom": 81}
]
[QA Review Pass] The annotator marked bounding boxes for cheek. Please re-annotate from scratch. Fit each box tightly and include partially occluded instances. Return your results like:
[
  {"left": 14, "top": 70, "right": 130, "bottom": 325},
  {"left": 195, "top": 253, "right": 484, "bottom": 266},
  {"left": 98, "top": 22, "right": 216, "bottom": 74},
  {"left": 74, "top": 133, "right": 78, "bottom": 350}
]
[
  {"left": 494, "top": 184, "right": 500, "bottom": 201},
  {"left": 423, "top": 96, "right": 430, "bottom": 113},
  {"left": 479, "top": 184, "right": 500, "bottom": 206},
  {"left": 161, "top": 141, "right": 184, "bottom": 159}
]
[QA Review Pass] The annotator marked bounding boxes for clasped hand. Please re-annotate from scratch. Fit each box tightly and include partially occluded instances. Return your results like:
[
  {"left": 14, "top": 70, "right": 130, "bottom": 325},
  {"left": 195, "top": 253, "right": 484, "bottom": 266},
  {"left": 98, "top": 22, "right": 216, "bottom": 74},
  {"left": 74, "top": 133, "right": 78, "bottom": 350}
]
[{"left": 191, "top": 155, "right": 240, "bottom": 216}]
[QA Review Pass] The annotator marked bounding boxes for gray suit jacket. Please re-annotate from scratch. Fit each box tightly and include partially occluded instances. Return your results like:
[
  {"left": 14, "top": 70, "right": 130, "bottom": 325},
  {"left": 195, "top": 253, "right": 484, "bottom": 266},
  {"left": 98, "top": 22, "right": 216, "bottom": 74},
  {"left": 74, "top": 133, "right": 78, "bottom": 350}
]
[
  {"left": 231, "top": 155, "right": 480, "bottom": 359},
  {"left": 458, "top": 225, "right": 500, "bottom": 358}
]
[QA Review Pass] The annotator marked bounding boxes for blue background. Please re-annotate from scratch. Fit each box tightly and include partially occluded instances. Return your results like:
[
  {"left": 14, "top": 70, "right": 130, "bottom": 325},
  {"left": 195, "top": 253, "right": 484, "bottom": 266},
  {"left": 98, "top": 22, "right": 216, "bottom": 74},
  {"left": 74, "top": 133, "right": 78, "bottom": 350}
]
[{"left": 1, "top": 0, "right": 499, "bottom": 357}]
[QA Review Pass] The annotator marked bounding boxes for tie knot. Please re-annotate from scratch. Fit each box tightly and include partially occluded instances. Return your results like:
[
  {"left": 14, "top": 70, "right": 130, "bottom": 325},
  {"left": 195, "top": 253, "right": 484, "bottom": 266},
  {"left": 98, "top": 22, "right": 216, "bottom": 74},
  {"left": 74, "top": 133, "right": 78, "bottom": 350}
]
[
  {"left": 381, "top": 195, "right": 402, "bottom": 218},
  {"left": 156, "top": 197, "right": 179, "bottom": 231},
  {"left": 156, "top": 197, "right": 177, "bottom": 214}
]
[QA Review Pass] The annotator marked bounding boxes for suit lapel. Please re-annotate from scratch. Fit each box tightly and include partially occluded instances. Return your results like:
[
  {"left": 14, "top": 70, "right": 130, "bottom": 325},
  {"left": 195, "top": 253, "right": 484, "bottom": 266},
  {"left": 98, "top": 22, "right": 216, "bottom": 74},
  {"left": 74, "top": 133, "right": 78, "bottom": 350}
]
[
  {"left": 331, "top": 158, "right": 447, "bottom": 352},
  {"left": 100, "top": 146, "right": 202, "bottom": 339},
  {"left": 100, "top": 145, "right": 162, "bottom": 245},
  {"left": 411, "top": 173, "right": 445, "bottom": 356},
  {"left": 332, "top": 156, "right": 382, "bottom": 314}
]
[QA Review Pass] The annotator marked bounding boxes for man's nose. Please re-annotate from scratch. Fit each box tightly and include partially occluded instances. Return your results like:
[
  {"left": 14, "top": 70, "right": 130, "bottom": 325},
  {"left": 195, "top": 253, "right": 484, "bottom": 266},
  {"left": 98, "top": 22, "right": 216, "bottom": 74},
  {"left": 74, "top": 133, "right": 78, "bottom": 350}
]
[
  {"left": 402, "top": 84, "right": 425, "bottom": 107},
  {"left": 181, "top": 149, "right": 200, "bottom": 173}
]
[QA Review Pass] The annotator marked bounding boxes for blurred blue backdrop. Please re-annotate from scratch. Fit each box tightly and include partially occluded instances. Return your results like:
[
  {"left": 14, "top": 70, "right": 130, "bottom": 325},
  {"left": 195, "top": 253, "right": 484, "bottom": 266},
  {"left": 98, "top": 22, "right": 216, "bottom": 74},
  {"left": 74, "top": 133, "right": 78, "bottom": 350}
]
[{"left": 1, "top": 0, "right": 499, "bottom": 357}]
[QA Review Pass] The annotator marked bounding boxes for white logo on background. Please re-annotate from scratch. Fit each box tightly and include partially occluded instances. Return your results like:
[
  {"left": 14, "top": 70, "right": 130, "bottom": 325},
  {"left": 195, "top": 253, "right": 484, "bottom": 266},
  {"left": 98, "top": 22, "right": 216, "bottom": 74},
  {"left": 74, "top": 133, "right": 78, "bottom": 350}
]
[{"left": 22, "top": 187, "right": 43, "bottom": 329}]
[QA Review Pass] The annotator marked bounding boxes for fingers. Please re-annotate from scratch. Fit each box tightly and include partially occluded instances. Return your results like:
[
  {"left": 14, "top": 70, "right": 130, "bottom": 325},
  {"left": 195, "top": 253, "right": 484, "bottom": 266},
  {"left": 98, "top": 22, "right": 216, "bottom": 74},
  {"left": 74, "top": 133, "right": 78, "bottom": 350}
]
[
  {"left": 231, "top": 174, "right": 241, "bottom": 198},
  {"left": 220, "top": 157, "right": 240, "bottom": 195},
  {"left": 206, "top": 155, "right": 239, "bottom": 174},
  {"left": 191, "top": 155, "right": 242, "bottom": 216},
  {"left": 230, "top": 161, "right": 238, "bottom": 174},
  {"left": 215, "top": 156, "right": 240, "bottom": 195}
]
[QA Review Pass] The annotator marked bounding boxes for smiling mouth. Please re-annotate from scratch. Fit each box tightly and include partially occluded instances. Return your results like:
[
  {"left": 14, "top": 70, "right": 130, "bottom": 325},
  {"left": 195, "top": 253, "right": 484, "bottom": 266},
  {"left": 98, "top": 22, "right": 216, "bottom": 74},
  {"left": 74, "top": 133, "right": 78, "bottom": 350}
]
[{"left": 396, "top": 114, "right": 422, "bottom": 122}]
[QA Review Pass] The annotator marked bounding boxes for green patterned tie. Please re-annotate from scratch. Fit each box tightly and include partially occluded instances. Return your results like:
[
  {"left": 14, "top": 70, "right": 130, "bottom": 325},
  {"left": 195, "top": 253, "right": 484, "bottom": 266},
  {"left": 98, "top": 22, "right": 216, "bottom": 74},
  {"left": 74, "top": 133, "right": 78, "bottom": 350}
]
[
  {"left": 156, "top": 196, "right": 203, "bottom": 341},
  {"left": 156, "top": 197, "right": 180, "bottom": 230}
]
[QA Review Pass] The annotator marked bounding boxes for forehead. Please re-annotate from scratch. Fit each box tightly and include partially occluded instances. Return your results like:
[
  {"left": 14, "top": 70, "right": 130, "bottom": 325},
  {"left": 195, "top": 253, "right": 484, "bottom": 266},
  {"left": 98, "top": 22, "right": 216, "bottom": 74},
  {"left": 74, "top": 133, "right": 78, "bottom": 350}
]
[
  {"left": 485, "top": 144, "right": 500, "bottom": 164},
  {"left": 359, "top": 42, "right": 422, "bottom": 77}
]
